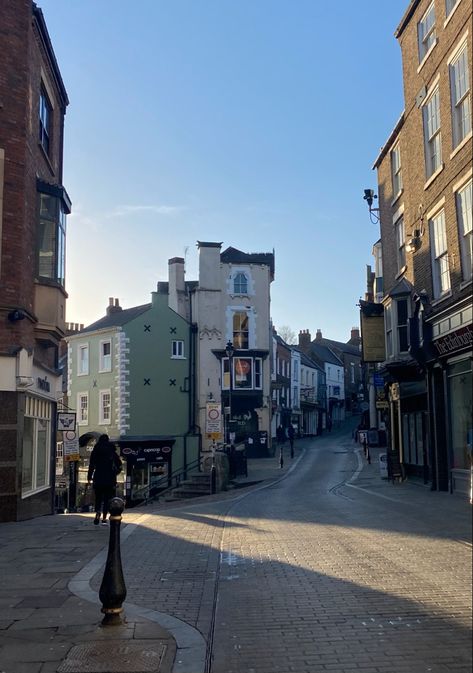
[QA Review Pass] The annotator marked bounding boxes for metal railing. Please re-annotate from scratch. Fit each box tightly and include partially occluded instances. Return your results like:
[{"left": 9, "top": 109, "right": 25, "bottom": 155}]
[{"left": 130, "top": 455, "right": 204, "bottom": 506}]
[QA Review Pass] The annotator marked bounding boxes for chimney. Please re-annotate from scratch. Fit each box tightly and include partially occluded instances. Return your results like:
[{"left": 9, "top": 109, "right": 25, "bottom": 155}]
[
  {"left": 316, "top": 329, "right": 322, "bottom": 341},
  {"left": 198, "top": 241, "right": 222, "bottom": 290},
  {"left": 168, "top": 257, "right": 186, "bottom": 317},
  {"left": 351, "top": 327, "right": 360, "bottom": 341},
  {"left": 106, "top": 297, "right": 122, "bottom": 316},
  {"left": 298, "top": 329, "right": 311, "bottom": 354}
]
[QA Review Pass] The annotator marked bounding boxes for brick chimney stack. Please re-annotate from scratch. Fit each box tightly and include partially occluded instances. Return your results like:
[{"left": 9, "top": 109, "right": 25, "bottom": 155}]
[
  {"left": 351, "top": 327, "right": 360, "bottom": 341},
  {"left": 298, "top": 329, "right": 311, "bottom": 354},
  {"left": 315, "top": 329, "right": 322, "bottom": 341},
  {"left": 106, "top": 297, "right": 122, "bottom": 316}
]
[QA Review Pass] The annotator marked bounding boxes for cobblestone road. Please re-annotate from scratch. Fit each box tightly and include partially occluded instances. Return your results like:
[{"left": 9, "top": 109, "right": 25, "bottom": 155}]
[{"left": 94, "top": 426, "right": 472, "bottom": 673}]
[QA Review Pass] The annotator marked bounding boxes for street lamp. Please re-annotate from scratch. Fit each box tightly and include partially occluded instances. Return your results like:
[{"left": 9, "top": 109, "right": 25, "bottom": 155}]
[{"left": 225, "top": 341, "right": 234, "bottom": 446}]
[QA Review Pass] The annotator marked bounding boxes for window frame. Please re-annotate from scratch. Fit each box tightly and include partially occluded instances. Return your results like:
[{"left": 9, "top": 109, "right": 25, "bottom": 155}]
[
  {"left": 37, "top": 190, "right": 68, "bottom": 287},
  {"left": 77, "top": 392, "right": 89, "bottom": 425},
  {"left": 99, "top": 389, "right": 112, "bottom": 425},
  {"left": 429, "top": 209, "right": 451, "bottom": 299},
  {"left": 456, "top": 179, "right": 473, "bottom": 283},
  {"left": 390, "top": 143, "right": 403, "bottom": 198},
  {"left": 384, "top": 298, "right": 411, "bottom": 358},
  {"left": 449, "top": 41, "right": 471, "bottom": 149},
  {"left": 423, "top": 87, "right": 442, "bottom": 178},
  {"left": 99, "top": 339, "right": 112, "bottom": 372},
  {"left": 232, "top": 311, "right": 249, "bottom": 349},
  {"left": 171, "top": 339, "right": 185, "bottom": 359},
  {"left": 77, "top": 344, "right": 89, "bottom": 376},
  {"left": 233, "top": 272, "right": 248, "bottom": 295},
  {"left": 395, "top": 215, "right": 406, "bottom": 274},
  {"left": 22, "top": 397, "right": 52, "bottom": 497},
  {"left": 417, "top": 2, "right": 436, "bottom": 63},
  {"left": 39, "top": 87, "right": 52, "bottom": 156}
]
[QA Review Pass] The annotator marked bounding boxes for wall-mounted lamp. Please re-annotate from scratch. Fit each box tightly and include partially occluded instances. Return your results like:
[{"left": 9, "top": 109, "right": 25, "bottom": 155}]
[
  {"left": 8, "top": 309, "right": 26, "bottom": 322},
  {"left": 363, "top": 188, "right": 380, "bottom": 223},
  {"left": 406, "top": 228, "right": 423, "bottom": 253}
]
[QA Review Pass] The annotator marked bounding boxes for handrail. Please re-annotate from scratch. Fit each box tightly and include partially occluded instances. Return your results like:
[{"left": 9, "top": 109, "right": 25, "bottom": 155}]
[{"left": 130, "top": 455, "right": 204, "bottom": 505}]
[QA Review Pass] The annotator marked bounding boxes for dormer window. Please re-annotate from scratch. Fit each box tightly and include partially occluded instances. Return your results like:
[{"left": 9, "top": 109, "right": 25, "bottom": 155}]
[{"left": 233, "top": 272, "right": 248, "bottom": 294}]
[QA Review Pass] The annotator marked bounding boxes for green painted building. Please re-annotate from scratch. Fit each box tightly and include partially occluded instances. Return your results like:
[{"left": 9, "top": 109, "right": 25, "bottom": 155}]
[{"left": 66, "top": 292, "right": 199, "bottom": 504}]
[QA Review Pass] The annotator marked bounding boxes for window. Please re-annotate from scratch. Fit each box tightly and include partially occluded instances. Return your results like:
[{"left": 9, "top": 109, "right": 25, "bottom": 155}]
[
  {"left": 395, "top": 216, "right": 406, "bottom": 273},
  {"left": 418, "top": 2, "right": 436, "bottom": 62},
  {"left": 456, "top": 180, "right": 472, "bottom": 282},
  {"left": 446, "top": 0, "right": 459, "bottom": 18},
  {"left": 450, "top": 43, "right": 471, "bottom": 148},
  {"left": 430, "top": 210, "right": 451, "bottom": 298},
  {"left": 385, "top": 299, "right": 410, "bottom": 357},
  {"left": 423, "top": 88, "right": 442, "bottom": 177},
  {"left": 233, "top": 272, "right": 248, "bottom": 294},
  {"left": 78, "top": 344, "right": 89, "bottom": 375},
  {"left": 397, "top": 298, "right": 409, "bottom": 353},
  {"left": 293, "top": 360, "right": 299, "bottom": 382},
  {"left": 385, "top": 303, "right": 393, "bottom": 358},
  {"left": 38, "top": 192, "right": 67, "bottom": 286},
  {"left": 99, "top": 390, "right": 111, "bottom": 425},
  {"left": 77, "top": 393, "right": 88, "bottom": 425},
  {"left": 350, "top": 363, "right": 355, "bottom": 384},
  {"left": 22, "top": 397, "right": 51, "bottom": 495},
  {"left": 254, "top": 358, "right": 262, "bottom": 389},
  {"left": 39, "top": 88, "right": 52, "bottom": 155},
  {"left": 233, "top": 312, "right": 249, "bottom": 349},
  {"left": 222, "top": 356, "right": 262, "bottom": 390},
  {"left": 99, "top": 340, "right": 112, "bottom": 371},
  {"left": 391, "top": 144, "right": 403, "bottom": 197},
  {"left": 171, "top": 340, "right": 185, "bottom": 358}
]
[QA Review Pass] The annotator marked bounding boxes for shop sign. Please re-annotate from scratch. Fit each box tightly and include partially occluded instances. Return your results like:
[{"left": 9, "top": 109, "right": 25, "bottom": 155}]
[
  {"left": 121, "top": 446, "right": 172, "bottom": 461},
  {"left": 433, "top": 324, "right": 472, "bottom": 357},
  {"left": 57, "top": 412, "right": 76, "bottom": 431},
  {"left": 361, "top": 312, "right": 386, "bottom": 362}
]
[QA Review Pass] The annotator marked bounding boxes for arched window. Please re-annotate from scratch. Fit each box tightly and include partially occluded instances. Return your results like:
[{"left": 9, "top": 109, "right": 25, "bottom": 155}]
[{"left": 233, "top": 272, "right": 248, "bottom": 294}]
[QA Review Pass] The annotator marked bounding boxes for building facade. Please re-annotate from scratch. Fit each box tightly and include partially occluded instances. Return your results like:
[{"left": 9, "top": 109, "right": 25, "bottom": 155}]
[
  {"left": 0, "top": 1, "right": 71, "bottom": 521},
  {"left": 371, "top": 0, "right": 472, "bottom": 496}
]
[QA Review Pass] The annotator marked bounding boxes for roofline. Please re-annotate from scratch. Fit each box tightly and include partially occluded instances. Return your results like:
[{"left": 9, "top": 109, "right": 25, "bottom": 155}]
[
  {"left": 372, "top": 112, "right": 405, "bottom": 169},
  {"left": 32, "top": 3, "right": 69, "bottom": 107},
  {"left": 395, "top": 0, "right": 421, "bottom": 39},
  {"left": 65, "top": 326, "right": 121, "bottom": 341}
]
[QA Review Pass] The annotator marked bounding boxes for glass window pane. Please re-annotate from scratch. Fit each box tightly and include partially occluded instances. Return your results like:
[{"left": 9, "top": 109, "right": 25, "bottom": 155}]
[
  {"left": 36, "top": 419, "right": 48, "bottom": 488},
  {"left": 22, "top": 417, "right": 34, "bottom": 492}
]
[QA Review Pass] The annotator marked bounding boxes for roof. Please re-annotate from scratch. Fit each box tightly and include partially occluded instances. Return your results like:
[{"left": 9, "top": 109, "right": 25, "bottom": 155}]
[
  {"left": 221, "top": 246, "right": 275, "bottom": 278},
  {"left": 78, "top": 303, "right": 152, "bottom": 333},
  {"left": 316, "top": 338, "right": 361, "bottom": 358},
  {"left": 293, "top": 347, "right": 325, "bottom": 372},
  {"left": 395, "top": 0, "right": 420, "bottom": 39},
  {"left": 373, "top": 112, "right": 405, "bottom": 169},
  {"left": 309, "top": 342, "right": 344, "bottom": 367}
]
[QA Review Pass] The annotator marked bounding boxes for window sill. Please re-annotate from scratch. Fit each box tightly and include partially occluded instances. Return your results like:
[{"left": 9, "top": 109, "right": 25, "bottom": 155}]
[
  {"left": 98, "top": 369, "right": 113, "bottom": 374},
  {"left": 431, "top": 290, "right": 453, "bottom": 307},
  {"left": 391, "top": 189, "right": 403, "bottom": 207},
  {"left": 450, "top": 132, "right": 473, "bottom": 159},
  {"left": 424, "top": 163, "right": 444, "bottom": 190},
  {"left": 21, "top": 484, "right": 50, "bottom": 499},
  {"left": 417, "top": 38, "right": 438, "bottom": 73},
  {"left": 444, "top": 2, "right": 461, "bottom": 27},
  {"left": 171, "top": 356, "right": 186, "bottom": 360},
  {"left": 77, "top": 372, "right": 89, "bottom": 377}
]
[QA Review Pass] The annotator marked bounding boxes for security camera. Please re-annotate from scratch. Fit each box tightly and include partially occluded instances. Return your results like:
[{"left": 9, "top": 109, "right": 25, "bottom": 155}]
[{"left": 363, "top": 189, "right": 377, "bottom": 209}]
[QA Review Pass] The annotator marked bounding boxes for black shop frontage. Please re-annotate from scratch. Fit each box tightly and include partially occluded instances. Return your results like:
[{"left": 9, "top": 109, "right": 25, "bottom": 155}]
[{"left": 114, "top": 436, "right": 175, "bottom": 505}]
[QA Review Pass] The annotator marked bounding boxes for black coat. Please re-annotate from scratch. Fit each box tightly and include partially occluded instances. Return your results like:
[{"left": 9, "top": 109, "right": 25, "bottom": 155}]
[{"left": 87, "top": 441, "right": 122, "bottom": 487}]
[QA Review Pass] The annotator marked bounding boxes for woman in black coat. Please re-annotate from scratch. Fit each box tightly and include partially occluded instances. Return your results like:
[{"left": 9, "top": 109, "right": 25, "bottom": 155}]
[{"left": 87, "top": 434, "right": 122, "bottom": 525}]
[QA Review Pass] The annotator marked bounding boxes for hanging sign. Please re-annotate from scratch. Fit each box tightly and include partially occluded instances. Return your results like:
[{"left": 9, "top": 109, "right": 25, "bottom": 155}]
[{"left": 57, "top": 412, "right": 76, "bottom": 431}]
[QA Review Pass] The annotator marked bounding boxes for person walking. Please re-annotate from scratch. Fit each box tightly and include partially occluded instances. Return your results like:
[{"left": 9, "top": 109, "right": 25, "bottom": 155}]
[
  {"left": 276, "top": 424, "right": 286, "bottom": 468},
  {"left": 288, "top": 424, "right": 295, "bottom": 459},
  {"left": 87, "top": 434, "right": 122, "bottom": 526}
]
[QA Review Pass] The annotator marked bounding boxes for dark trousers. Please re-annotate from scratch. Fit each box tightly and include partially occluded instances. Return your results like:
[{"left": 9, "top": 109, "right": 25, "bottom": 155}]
[{"left": 93, "top": 485, "right": 115, "bottom": 517}]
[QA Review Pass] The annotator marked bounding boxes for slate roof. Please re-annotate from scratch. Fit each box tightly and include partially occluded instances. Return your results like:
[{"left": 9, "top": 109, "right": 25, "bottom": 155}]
[
  {"left": 309, "top": 342, "right": 344, "bottom": 367},
  {"left": 291, "top": 347, "right": 324, "bottom": 372},
  {"left": 221, "top": 246, "right": 275, "bottom": 277},
  {"left": 79, "top": 303, "right": 152, "bottom": 334},
  {"left": 316, "top": 338, "right": 361, "bottom": 358}
]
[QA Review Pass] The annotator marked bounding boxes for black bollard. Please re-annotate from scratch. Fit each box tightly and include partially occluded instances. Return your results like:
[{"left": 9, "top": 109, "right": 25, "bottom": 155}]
[
  {"left": 279, "top": 447, "right": 284, "bottom": 469},
  {"left": 99, "top": 497, "right": 127, "bottom": 626},
  {"left": 210, "top": 463, "right": 217, "bottom": 494}
]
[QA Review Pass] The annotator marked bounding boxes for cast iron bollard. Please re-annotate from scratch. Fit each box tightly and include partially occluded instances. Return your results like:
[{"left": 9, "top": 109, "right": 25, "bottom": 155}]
[
  {"left": 210, "top": 454, "right": 217, "bottom": 494},
  {"left": 279, "top": 446, "right": 284, "bottom": 469},
  {"left": 99, "top": 497, "right": 127, "bottom": 626}
]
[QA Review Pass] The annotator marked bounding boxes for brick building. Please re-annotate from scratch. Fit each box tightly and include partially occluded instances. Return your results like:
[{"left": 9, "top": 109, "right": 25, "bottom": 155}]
[
  {"left": 371, "top": 0, "right": 472, "bottom": 496},
  {"left": 0, "top": 1, "right": 71, "bottom": 521}
]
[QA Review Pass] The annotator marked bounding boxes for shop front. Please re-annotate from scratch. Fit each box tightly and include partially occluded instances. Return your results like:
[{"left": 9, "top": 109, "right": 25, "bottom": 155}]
[{"left": 114, "top": 438, "right": 174, "bottom": 505}]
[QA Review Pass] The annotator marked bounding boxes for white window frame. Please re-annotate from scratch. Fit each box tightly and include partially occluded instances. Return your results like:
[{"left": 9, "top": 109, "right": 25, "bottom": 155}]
[
  {"left": 22, "top": 397, "right": 51, "bottom": 497},
  {"left": 445, "top": 0, "right": 460, "bottom": 21},
  {"left": 171, "top": 340, "right": 185, "bottom": 359},
  {"left": 233, "top": 272, "right": 248, "bottom": 295},
  {"left": 429, "top": 209, "right": 451, "bottom": 299},
  {"left": 390, "top": 143, "right": 403, "bottom": 198},
  {"left": 99, "top": 339, "right": 112, "bottom": 372},
  {"left": 423, "top": 87, "right": 442, "bottom": 178},
  {"left": 254, "top": 357, "right": 263, "bottom": 390},
  {"left": 417, "top": 2, "right": 436, "bottom": 63},
  {"left": 99, "top": 389, "right": 111, "bottom": 425},
  {"left": 395, "top": 216, "right": 406, "bottom": 274},
  {"left": 456, "top": 179, "right": 473, "bottom": 282},
  {"left": 449, "top": 40, "right": 471, "bottom": 149},
  {"left": 384, "top": 298, "right": 410, "bottom": 358},
  {"left": 385, "top": 302, "right": 393, "bottom": 358},
  {"left": 77, "top": 343, "right": 89, "bottom": 376},
  {"left": 77, "top": 392, "right": 89, "bottom": 425}
]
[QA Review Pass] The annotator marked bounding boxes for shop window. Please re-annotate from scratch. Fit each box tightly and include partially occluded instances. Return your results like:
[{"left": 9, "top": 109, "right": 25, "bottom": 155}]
[
  {"left": 402, "top": 412, "right": 425, "bottom": 466},
  {"left": 22, "top": 397, "right": 51, "bottom": 496},
  {"left": 448, "top": 360, "right": 472, "bottom": 470}
]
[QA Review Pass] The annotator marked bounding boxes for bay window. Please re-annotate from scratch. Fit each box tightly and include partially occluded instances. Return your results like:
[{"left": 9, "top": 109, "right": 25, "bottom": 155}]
[{"left": 37, "top": 180, "right": 71, "bottom": 287}]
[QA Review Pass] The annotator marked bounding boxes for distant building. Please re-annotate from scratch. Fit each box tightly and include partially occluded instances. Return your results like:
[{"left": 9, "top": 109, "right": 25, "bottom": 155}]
[
  {"left": 0, "top": 2, "right": 71, "bottom": 521},
  {"left": 370, "top": 0, "right": 472, "bottom": 495}
]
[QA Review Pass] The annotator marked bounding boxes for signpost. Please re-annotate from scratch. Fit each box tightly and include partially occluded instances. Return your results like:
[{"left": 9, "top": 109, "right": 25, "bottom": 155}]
[{"left": 206, "top": 402, "right": 222, "bottom": 440}]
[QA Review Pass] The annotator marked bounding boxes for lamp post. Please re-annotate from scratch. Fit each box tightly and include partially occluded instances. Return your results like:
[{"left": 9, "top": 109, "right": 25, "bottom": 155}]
[{"left": 225, "top": 341, "right": 234, "bottom": 447}]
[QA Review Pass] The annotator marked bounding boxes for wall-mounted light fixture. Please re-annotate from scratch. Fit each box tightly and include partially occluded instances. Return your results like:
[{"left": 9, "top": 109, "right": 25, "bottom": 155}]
[{"left": 363, "top": 188, "right": 380, "bottom": 223}]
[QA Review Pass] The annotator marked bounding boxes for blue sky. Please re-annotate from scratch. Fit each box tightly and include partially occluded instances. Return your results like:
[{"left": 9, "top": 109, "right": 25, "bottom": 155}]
[{"left": 39, "top": 0, "right": 406, "bottom": 342}]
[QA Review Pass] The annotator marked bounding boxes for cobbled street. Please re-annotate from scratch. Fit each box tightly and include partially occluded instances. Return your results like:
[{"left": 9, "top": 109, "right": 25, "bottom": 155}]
[{"left": 90, "top": 424, "right": 472, "bottom": 673}]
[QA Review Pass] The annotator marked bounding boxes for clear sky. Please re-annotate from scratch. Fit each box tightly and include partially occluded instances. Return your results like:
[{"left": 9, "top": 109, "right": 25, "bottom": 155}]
[{"left": 39, "top": 0, "right": 407, "bottom": 342}]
